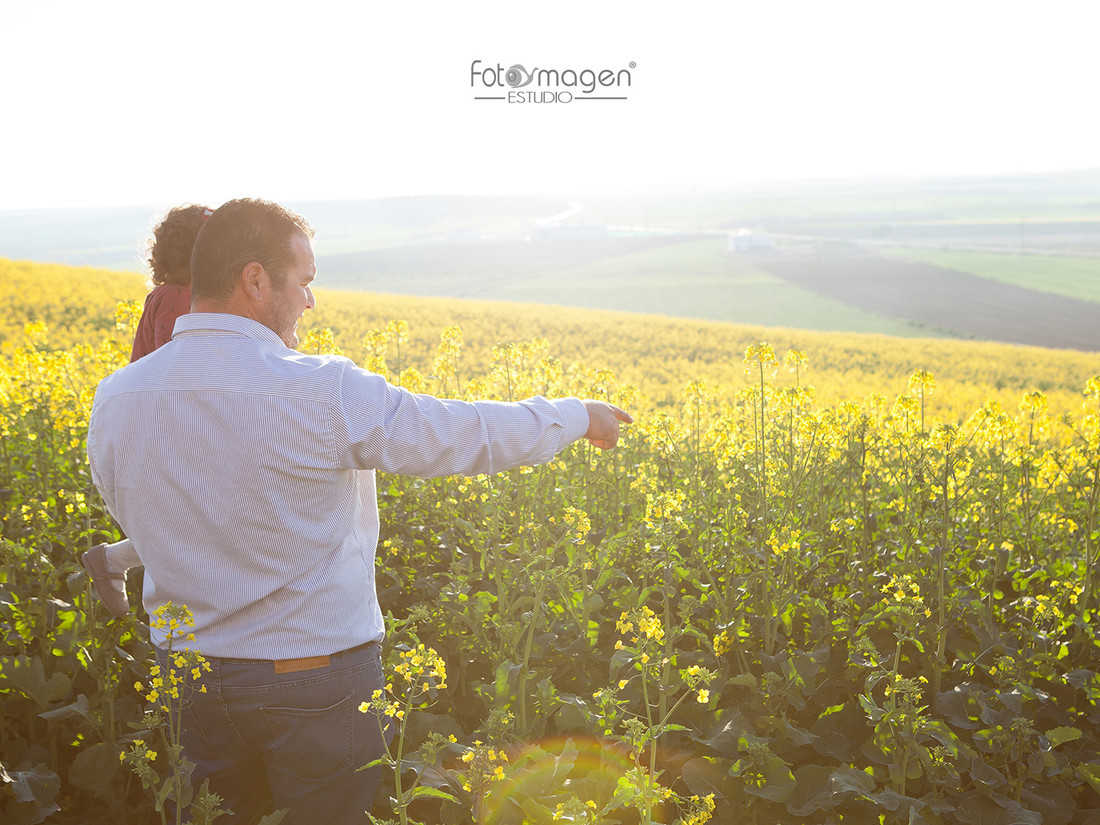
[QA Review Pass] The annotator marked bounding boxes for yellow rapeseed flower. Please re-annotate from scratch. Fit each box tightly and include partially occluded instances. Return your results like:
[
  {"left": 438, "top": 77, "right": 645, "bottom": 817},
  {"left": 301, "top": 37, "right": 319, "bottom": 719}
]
[{"left": 908, "top": 369, "right": 935, "bottom": 397}]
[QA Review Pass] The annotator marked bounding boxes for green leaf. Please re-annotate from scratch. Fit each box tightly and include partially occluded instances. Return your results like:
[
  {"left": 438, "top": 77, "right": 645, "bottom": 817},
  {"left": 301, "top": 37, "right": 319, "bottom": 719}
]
[
  {"left": 728, "top": 672, "right": 757, "bottom": 687},
  {"left": 1021, "top": 784, "right": 1076, "bottom": 825},
  {"left": 954, "top": 794, "right": 1041, "bottom": 825},
  {"left": 829, "top": 763, "right": 876, "bottom": 796},
  {"left": 780, "top": 719, "right": 817, "bottom": 748},
  {"left": 0, "top": 656, "right": 73, "bottom": 709},
  {"left": 1, "top": 762, "right": 61, "bottom": 815},
  {"left": 811, "top": 702, "right": 869, "bottom": 763},
  {"left": 969, "top": 758, "right": 1007, "bottom": 789},
  {"left": 609, "top": 646, "right": 635, "bottom": 676},
  {"left": 513, "top": 795, "right": 559, "bottom": 825},
  {"left": 38, "top": 693, "right": 93, "bottom": 725},
  {"left": 784, "top": 764, "right": 834, "bottom": 817},
  {"left": 613, "top": 772, "right": 643, "bottom": 808},
  {"left": 554, "top": 694, "right": 592, "bottom": 731},
  {"left": 67, "top": 742, "right": 119, "bottom": 798},
  {"left": 1075, "top": 763, "right": 1100, "bottom": 794},
  {"left": 696, "top": 709, "right": 755, "bottom": 757},
  {"left": 417, "top": 765, "right": 460, "bottom": 792},
  {"left": 680, "top": 756, "right": 732, "bottom": 798},
  {"left": 494, "top": 661, "right": 520, "bottom": 699},
  {"left": 1044, "top": 726, "right": 1081, "bottom": 747},
  {"left": 858, "top": 692, "right": 884, "bottom": 723},
  {"left": 741, "top": 755, "right": 796, "bottom": 803},
  {"left": 406, "top": 785, "right": 458, "bottom": 804},
  {"left": 922, "top": 719, "right": 973, "bottom": 758},
  {"left": 655, "top": 723, "right": 690, "bottom": 736},
  {"left": 935, "top": 686, "right": 981, "bottom": 730},
  {"left": 867, "top": 787, "right": 923, "bottom": 814}
]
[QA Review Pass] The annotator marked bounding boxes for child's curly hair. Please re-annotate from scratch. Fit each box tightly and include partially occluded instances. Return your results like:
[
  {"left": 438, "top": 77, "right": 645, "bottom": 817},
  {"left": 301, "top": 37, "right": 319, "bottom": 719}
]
[{"left": 147, "top": 204, "right": 212, "bottom": 286}]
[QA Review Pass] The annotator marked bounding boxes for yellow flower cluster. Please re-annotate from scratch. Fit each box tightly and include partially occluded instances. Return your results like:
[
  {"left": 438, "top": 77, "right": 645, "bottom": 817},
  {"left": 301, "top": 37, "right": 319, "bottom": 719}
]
[
  {"left": 1032, "top": 594, "right": 1062, "bottom": 623},
  {"left": 358, "top": 644, "right": 449, "bottom": 727},
  {"left": 561, "top": 506, "right": 592, "bottom": 544},
  {"left": 635, "top": 412, "right": 687, "bottom": 457},
  {"left": 393, "top": 643, "right": 448, "bottom": 692},
  {"left": 682, "top": 378, "right": 711, "bottom": 411},
  {"left": 362, "top": 686, "right": 403, "bottom": 720},
  {"left": 114, "top": 300, "right": 143, "bottom": 337},
  {"left": 908, "top": 368, "right": 936, "bottom": 398},
  {"left": 1026, "top": 579, "right": 1082, "bottom": 627},
  {"left": 299, "top": 327, "right": 343, "bottom": 355},
  {"left": 643, "top": 489, "right": 687, "bottom": 531},
  {"left": 766, "top": 527, "right": 803, "bottom": 558},
  {"left": 743, "top": 341, "right": 779, "bottom": 378},
  {"left": 880, "top": 573, "right": 933, "bottom": 620},
  {"left": 680, "top": 663, "right": 717, "bottom": 704},
  {"left": 386, "top": 319, "right": 410, "bottom": 346},
  {"left": 682, "top": 792, "right": 717, "bottom": 825},
  {"left": 712, "top": 629, "right": 734, "bottom": 657},
  {"left": 552, "top": 798, "right": 600, "bottom": 821},
  {"left": 134, "top": 603, "right": 211, "bottom": 710},
  {"left": 617, "top": 606, "right": 665, "bottom": 644},
  {"left": 431, "top": 324, "right": 465, "bottom": 393},
  {"left": 784, "top": 348, "right": 809, "bottom": 378},
  {"left": 1019, "top": 390, "right": 1048, "bottom": 416},
  {"left": 361, "top": 328, "right": 389, "bottom": 376},
  {"left": 458, "top": 739, "right": 509, "bottom": 793},
  {"left": 883, "top": 672, "right": 929, "bottom": 711},
  {"left": 119, "top": 737, "right": 156, "bottom": 764}
]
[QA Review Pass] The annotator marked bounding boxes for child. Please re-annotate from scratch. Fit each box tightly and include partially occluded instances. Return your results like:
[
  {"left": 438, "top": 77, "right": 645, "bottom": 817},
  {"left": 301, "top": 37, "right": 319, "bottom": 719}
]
[{"left": 80, "top": 204, "right": 211, "bottom": 617}]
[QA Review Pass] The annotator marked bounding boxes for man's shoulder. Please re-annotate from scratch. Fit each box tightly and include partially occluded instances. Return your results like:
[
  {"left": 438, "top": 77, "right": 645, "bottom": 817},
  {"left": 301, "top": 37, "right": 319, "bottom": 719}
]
[
  {"left": 244, "top": 346, "right": 373, "bottom": 401},
  {"left": 271, "top": 347, "right": 357, "bottom": 375},
  {"left": 97, "top": 341, "right": 367, "bottom": 404},
  {"left": 94, "top": 349, "right": 165, "bottom": 395}
]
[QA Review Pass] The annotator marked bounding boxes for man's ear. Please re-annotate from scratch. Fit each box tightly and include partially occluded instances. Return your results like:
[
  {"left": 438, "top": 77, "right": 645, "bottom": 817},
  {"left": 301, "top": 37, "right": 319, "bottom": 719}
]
[{"left": 241, "top": 262, "right": 266, "bottom": 302}]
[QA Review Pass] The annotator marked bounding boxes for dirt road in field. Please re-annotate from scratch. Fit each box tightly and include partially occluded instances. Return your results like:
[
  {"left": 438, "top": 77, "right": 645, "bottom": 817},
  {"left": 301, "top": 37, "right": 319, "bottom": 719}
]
[{"left": 755, "top": 252, "right": 1100, "bottom": 351}]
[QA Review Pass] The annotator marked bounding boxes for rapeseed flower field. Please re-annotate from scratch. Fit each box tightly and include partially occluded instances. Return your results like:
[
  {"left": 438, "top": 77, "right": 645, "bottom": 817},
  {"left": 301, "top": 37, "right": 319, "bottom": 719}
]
[{"left": 1, "top": 258, "right": 1098, "bottom": 824}]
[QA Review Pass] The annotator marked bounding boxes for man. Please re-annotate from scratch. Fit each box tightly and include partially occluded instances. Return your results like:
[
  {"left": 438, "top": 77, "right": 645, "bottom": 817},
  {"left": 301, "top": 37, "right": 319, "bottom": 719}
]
[{"left": 86, "top": 198, "right": 631, "bottom": 824}]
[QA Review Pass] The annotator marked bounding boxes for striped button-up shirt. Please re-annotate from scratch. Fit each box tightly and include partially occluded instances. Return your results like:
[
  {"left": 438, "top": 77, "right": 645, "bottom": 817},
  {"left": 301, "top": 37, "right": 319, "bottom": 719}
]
[{"left": 87, "top": 313, "right": 589, "bottom": 658}]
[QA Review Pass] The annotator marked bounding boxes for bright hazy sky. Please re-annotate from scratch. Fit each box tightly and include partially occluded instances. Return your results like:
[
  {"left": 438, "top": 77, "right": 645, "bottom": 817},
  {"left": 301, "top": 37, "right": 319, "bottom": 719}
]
[{"left": 3, "top": 0, "right": 1098, "bottom": 211}]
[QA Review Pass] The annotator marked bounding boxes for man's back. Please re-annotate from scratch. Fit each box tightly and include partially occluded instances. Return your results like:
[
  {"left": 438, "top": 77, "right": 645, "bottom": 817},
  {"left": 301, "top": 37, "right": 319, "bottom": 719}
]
[{"left": 89, "top": 313, "right": 380, "bottom": 658}]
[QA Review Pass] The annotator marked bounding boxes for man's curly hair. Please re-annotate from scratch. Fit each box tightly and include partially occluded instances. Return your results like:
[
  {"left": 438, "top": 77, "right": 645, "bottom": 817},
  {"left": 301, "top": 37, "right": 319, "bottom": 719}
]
[{"left": 147, "top": 204, "right": 212, "bottom": 286}]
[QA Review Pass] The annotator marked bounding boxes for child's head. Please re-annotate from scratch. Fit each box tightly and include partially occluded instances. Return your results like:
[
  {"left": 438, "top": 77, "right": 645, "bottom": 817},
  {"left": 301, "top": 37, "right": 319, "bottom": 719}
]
[{"left": 147, "top": 204, "right": 213, "bottom": 286}]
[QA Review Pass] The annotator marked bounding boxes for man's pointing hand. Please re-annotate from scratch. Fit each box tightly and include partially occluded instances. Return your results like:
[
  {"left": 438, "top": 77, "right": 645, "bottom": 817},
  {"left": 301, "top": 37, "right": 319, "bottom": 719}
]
[{"left": 581, "top": 400, "right": 633, "bottom": 449}]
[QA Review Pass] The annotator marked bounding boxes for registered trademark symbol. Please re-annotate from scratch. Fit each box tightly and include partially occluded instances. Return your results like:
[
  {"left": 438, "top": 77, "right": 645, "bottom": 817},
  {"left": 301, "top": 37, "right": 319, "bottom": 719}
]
[{"left": 629, "top": 62, "right": 636, "bottom": 68}]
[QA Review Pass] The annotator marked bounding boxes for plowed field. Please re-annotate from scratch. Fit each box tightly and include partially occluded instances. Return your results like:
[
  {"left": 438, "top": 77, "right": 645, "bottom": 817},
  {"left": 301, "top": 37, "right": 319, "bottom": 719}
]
[{"left": 756, "top": 252, "right": 1100, "bottom": 351}]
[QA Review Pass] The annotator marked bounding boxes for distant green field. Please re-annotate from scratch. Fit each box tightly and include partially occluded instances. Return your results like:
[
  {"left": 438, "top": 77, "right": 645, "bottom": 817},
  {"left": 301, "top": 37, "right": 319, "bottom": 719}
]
[
  {"left": 474, "top": 238, "right": 939, "bottom": 337},
  {"left": 580, "top": 168, "right": 1100, "bottom": 229},
  {"left": 880, "top": 247, "right": 1100, "bottom": 305}
]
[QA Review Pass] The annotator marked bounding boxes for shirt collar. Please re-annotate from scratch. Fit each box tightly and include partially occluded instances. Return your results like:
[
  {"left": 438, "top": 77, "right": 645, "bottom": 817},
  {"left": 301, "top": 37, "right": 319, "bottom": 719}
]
[{"left": 172, "top": 313, "right": 287, "bottom": 348}]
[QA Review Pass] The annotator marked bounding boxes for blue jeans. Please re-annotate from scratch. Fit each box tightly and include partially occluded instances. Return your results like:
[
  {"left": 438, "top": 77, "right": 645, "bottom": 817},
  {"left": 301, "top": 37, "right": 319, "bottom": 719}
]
[{"left": 157, "top": 641, "right": 388, "bottom": 825}]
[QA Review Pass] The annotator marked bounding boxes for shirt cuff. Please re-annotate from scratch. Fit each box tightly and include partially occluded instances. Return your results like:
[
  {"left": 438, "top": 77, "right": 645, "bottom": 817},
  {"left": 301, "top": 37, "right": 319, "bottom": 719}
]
[{"left": 554, "top": 397, "right": 590, "bottom": 445}]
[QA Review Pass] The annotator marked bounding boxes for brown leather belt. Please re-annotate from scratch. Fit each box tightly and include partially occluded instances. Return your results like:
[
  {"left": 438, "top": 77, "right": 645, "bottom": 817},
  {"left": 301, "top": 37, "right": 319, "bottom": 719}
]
[{"left": 273, "top": 640, "right": 379, "bottom": 674}]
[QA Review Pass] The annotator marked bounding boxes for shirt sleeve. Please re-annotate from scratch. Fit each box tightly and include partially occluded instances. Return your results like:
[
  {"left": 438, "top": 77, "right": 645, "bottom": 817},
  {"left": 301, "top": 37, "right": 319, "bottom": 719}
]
[{"left": 330, "top": 362, "right": 589, "bottom": 476}]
